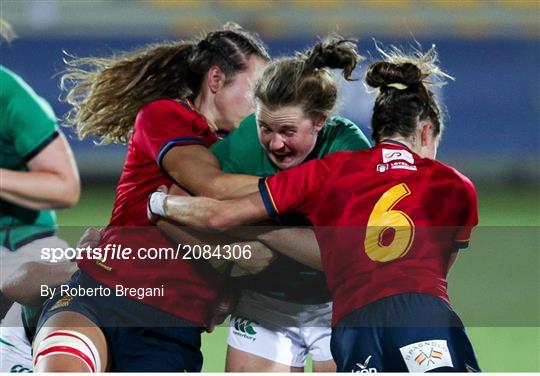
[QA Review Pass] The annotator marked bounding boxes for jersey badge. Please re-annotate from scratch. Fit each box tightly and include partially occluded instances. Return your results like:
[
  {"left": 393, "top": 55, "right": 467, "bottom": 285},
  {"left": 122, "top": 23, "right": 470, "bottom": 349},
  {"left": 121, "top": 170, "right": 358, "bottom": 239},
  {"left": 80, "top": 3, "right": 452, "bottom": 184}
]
[
  {"left": 231, "top": 316, "right": 258, "bottom": 342},
  {"left": 10, "top": 364, "right": 32, "bottom": 373},
  {"left": 390, "top": 161, "right": 417, "bottom": 171},
  {"left": 376, "top": 164, "right": 389, "bottom": 172},
  {"left": 49, "top": 295, "right": 74, "bottom": 312},
  {"left": 352, "top": 355, "right": 378, "bottom": 373},
  {"left": 382, "top": 148, "right": 414, "bottom": 164},
  {"left": 399, "top": 339, "right": 453, "bottom": 372}
]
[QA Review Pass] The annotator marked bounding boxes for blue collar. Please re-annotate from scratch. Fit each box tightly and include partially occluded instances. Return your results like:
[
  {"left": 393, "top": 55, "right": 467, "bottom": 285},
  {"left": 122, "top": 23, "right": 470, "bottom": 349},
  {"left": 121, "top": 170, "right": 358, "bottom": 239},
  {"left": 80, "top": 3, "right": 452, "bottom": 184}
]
[{"left": 380, "top": 139, "right": 410, "bottom": 149}]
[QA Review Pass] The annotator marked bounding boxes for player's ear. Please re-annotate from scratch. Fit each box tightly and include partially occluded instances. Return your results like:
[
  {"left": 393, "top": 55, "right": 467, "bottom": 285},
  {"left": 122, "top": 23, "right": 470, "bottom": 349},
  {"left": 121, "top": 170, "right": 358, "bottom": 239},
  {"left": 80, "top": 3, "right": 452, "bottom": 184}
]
[
  {"left": 313, "top": 114, "right": 327, "bottom": 134},
  {"left": 206, "top": 66, "right": 226, "bottom": 94},
  {"left": 419, "top": 120, "right": 434, "bottom": 147}
]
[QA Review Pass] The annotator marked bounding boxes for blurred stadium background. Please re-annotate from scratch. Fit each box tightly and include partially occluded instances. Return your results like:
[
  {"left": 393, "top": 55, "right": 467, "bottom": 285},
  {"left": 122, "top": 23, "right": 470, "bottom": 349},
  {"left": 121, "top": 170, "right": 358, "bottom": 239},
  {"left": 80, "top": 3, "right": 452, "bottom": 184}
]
[{"left": 2, "top": 0, "right": 538, "bottom": 371}]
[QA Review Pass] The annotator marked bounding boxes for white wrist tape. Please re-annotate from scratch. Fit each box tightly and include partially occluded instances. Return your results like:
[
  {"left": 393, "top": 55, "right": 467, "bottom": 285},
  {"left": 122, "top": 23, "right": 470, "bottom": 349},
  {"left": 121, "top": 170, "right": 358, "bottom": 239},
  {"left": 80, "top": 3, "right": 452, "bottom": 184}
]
[{"left": 149, "top": 191, "right": 167, "bottom": 217}]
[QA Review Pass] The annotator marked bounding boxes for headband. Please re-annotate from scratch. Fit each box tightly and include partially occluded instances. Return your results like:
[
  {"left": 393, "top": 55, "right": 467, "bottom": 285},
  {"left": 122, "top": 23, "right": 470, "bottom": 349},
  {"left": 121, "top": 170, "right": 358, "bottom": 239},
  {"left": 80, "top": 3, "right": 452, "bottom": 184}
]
[{"left": 387, "top": 82, "right": 408, "bottom": 90}]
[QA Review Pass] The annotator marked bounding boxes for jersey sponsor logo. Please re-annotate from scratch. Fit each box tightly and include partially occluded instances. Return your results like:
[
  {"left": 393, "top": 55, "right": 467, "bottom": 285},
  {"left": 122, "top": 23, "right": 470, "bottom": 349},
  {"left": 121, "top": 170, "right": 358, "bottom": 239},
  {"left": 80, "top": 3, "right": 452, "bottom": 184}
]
[
  {"left": 376, "top": 164, "right": 389, "bottom": 172},
  {"left": 231, "top": 316, "right": 258, "bottom": 342},
  {"left": 49, "top": 295, "right": 73, "bottom": 312},
  {"left": 390, "top": 161, "right": 417, "bottom": 171},
  {"left": 10, "top": 364, "right": 32, "bottom": 373},
  {"left": 382, "top": 148, "right": 414, "bottom": 164},
  {"left": 352, "top": 355, "right": 378, "bottom": 373},
  {"left": 399, "top": 339, "right": 453, "bottom": 372},
  {"left": 95, "top": 260, "right": 112, "bottom": 271},
  {"left": 377, "top": 162, "right": 417, "bottom": 173}
]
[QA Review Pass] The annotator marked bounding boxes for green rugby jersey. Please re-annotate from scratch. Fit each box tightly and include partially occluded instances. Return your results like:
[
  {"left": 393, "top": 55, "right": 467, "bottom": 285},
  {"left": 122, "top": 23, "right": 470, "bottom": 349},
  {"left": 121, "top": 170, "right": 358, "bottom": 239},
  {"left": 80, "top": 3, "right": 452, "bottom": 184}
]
[
  {"left": 211, "top": 113, "right": 371, "bottom": 303},
  {"left": 0, "top": 66, "right": 59, "bottom": 250}
]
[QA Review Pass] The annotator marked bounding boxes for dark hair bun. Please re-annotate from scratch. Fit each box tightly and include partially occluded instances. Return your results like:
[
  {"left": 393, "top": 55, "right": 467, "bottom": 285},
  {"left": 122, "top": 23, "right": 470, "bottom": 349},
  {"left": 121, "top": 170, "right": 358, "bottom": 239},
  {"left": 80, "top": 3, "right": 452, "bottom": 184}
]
[
  {"left": 305, "top": 36, "right": 360, "bottom": 81},
  {"left": 365, "top": 62, "right": 422, "bottom": 89}
]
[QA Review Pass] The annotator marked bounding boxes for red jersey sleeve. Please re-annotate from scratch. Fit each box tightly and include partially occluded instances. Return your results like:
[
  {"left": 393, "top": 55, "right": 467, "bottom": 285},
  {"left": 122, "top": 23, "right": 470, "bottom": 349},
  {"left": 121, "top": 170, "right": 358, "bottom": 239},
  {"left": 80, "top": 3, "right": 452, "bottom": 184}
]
[
  {"left": 259, "top": 155, "right": 335, "bottom": 218},
  {"left": 132, "top": 99, "right": 208, "bottom": 168},
  {"left": 454, "top": 173, "right": 479, "bottom": 249}
]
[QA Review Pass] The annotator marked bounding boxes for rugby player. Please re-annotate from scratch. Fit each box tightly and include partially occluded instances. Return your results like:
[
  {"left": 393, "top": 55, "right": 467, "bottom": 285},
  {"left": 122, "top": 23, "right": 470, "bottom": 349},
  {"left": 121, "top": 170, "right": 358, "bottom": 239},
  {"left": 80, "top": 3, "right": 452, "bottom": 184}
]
[
  {"left": 149, "top": 46, "right": 481, "bottom": 372},
  {"left": 32, "top": 24, "right": 271, "bottom": 372},
  {"left": 59, "top": 36, "right": 368, "bottom": 372},
  {"left": 1, "top": 261, "right": 77, "bottom": 372},
  {"left": 0, "top": 20, "right": 80, "bottom": 372},
  {"left": 0, "top": 21, "right": 80, "bottom": 315},
  {"left": 210, "top": 38, "right": 369, "bottom": 372}
]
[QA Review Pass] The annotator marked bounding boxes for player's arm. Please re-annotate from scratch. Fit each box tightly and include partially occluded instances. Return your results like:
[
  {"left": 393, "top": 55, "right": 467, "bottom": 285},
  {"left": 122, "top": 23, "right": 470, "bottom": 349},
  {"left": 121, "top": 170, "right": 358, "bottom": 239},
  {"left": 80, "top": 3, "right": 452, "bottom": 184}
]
[
  {"left": 155, "top": 196, "right": 322, "bottom": 270},
  {"left": 0, "top": 132, "right": 80, "bottom": 210},
  {"left": 153, "top": 185, "right": 321, "bottom": 270},
  {"left": 157, "top": 153, "right": 333, "bottom": 230},
  {"left": 162, "top": 145, "right": 259, "bottom": 200},
  {"left": 225, "top": 226, "right": 322, "bottom": 271},
  {"left": 1, "top": 71, "right": 80, "bottom": 210},
  {"left": 154, "top": 192, "right": 322, "bottom": 270},
  {"left": 235, "top": 118, "right": 370, "bottom": 270},
  {"left": 216, "top": 157, "right": 334, "bottom": 270},
  {"left": 154, "top": 191, "right": 268, "bottom": 231},
  {"left": 157, "top": 219, "right": 275, "bottom": 274},
  {"left": 152, "top": 156, "right": 333, "bottom": 269},
  {"left": 0, "top": 261, "right": 78, "bottom": 306},
  {"left": 136, "top": 101, "right": 259, "bottom": 200}
]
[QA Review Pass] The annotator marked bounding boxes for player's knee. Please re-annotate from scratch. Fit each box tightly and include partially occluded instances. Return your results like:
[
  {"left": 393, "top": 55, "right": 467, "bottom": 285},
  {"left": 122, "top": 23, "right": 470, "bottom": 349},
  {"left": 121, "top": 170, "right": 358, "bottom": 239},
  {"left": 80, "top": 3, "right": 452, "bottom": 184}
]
[
  {"left": 33, "top": 330, "right": 102, "bottom": 372},
  {"left": 34, "top": 353, "right": 90, "bottom": 372}
]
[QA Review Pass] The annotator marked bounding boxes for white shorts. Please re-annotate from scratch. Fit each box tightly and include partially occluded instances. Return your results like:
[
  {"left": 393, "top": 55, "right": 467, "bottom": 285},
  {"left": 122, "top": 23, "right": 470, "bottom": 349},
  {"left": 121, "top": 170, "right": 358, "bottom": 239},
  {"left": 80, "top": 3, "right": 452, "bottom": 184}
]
[
  {"left": 227, "top": 290, "right": 333, "bottom": 367},
  {"left": 0, "top": 305, "right": 33, "bottom": 372},
  {"left": 0, "top": 235, "right": 69, "bottom": 286}
]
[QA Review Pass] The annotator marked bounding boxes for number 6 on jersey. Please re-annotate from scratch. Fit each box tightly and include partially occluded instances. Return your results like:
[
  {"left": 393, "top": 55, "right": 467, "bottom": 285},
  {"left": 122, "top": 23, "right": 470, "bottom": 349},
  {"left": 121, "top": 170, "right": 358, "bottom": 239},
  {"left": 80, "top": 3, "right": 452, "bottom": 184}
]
[{"left": 364, "top": 183, "right": 415, "bottom": 262}]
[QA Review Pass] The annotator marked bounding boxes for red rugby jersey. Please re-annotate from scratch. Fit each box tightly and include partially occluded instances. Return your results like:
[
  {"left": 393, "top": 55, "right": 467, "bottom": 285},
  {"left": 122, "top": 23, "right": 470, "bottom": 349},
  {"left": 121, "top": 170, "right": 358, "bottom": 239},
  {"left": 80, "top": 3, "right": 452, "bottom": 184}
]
[
  {"left": 78, "top": 99, "right": 222, "bottom": 325},
  {"left": 260, "top": 140, "right": 478, "bottom": 326}
]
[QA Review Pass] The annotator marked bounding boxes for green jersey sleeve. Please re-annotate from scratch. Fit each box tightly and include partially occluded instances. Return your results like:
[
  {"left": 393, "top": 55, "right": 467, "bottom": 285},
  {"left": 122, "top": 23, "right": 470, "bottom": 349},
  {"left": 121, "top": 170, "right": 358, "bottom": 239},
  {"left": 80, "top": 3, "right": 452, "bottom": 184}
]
[
  {"left": 0, "top": 66, "right": 59, "bottom": 251},
  {"left": 0, "top": 66, "right": 59, "bottom": 162}
]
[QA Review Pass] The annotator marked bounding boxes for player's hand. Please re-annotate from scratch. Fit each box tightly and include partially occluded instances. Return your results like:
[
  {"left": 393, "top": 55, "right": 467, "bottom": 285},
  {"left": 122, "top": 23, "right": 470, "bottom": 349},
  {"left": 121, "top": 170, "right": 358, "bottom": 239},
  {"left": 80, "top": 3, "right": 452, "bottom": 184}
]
[
  {"left": 147, "top": 185, "right": 169, "bottom": 223},
  {"left": 77, "top": 227, "right": 102, "bottom": 249},
  {"left": 231, "top": 240, "right": 276, "bottom": 275}
]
